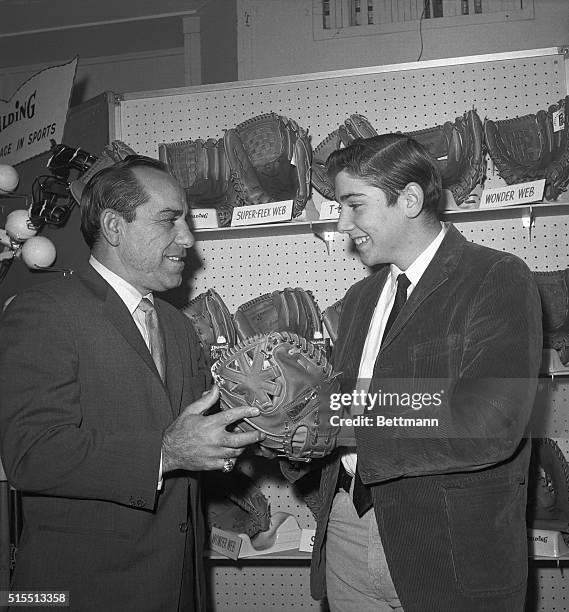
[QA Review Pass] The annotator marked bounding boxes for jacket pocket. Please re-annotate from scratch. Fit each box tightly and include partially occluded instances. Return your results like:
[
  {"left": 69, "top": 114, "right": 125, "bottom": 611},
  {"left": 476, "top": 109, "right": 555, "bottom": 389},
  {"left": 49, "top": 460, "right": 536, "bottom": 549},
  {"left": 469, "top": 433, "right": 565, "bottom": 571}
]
[{"left": 442, "top": 475, "right": 527, "bottom": 596}]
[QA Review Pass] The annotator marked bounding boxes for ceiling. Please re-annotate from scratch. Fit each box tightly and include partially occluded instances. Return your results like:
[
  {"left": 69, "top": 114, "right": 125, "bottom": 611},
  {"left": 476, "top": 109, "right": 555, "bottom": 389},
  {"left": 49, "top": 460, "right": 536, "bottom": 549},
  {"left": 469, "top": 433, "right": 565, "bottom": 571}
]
[
  {"left": 0, "top": 0, "right": 207, "bottom": 37},
  {"left": 0, "top": 0, "right": 210, "bottom": 69}
]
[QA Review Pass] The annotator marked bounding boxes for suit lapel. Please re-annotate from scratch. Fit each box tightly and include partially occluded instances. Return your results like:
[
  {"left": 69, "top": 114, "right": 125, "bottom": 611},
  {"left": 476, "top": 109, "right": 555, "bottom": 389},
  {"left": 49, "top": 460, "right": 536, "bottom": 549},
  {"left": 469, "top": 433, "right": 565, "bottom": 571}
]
[
  {"left": 76, "top": 264, "right": 171, "bottom": 391},
  {"left": 379, "top": 225, "right": 466, "bottom": 352}
]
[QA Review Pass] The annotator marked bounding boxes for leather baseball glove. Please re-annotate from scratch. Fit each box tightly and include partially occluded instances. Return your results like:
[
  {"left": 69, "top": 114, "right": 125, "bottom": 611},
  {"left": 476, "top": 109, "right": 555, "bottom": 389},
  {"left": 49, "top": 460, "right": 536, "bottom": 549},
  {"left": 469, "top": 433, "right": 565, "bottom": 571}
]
[
  {"left": 203, "top": 467, "right": 271, "bottom": 538},
  {"left": 211, "top": 331, "right": 342, "bottom": 462},
  {"left": 69, "top": 140, "right": 137, "bottom": 204},
  {"left": 312, "top": 114, "right": 377, "bottom": 200},
  {"left": 407, "top": 109, "right": 486, "bottom": 206},
  {"left": 534, "top": 268, "right": 569, "bottom": 365},
  {"left": 312, "top": 111, "right": 486, "bottom": 206},
  {"left": 484, "top": 96, "right": 569, "bottom": 201},
  {"left": 233, "top": 287, "right": 322, "bottom": 342},
  {"left": 322, "top": 297, "right": 344, "bottom": 345},
  {"left": 227, "top": 113, "right": 313, "bottom": 217},
  {"left": 545, "top": 96, "right": 569, "bottom": 201},
  {"left": 528, "top": 437, "right": 569, "bottom": 533},
  {"left": 158, "top": 137, "right": 243, "bottom": 227},
  {"left": 182, "top": 289, "right": 237, "bottom": 362}
]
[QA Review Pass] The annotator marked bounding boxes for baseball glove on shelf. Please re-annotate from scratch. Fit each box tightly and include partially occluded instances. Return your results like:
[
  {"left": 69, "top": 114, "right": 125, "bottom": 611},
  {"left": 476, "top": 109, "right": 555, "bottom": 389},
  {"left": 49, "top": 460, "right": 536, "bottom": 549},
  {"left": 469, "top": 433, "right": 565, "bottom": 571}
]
[
  {"left": 182, "top": 289, "right": 237, "bottom": 362},
  {"left": 312, "top": 114, "right": 377, "bottom": 200},
  {"left": 69, "top": 140, "right": 137, "bottom": 204},
  {"left": 484, "top": 96, "right": 569, "bottom": 201},
  {"left": 159, "top": 137, "right": 252, "bottom": 227},
  {"left": 226, "top": 113, "right": 312, "bottom": 217},
  {"left": 203, "top": 468, "right": 271, "bottom": 538},
  {"left": 406, "top": 109, "right": 486, "bottom": 207},
  {"left": 211, "top": 331, "right": 341, "bottom": 462},
  {"left": 534, "top": 268, "right": 569, "bottom": 365},
  {"left": 527, "top": 437, "right": 569, "bottom": 533},
  {"left": 233, "top": 287, "right": 323, "bottom": 342}
]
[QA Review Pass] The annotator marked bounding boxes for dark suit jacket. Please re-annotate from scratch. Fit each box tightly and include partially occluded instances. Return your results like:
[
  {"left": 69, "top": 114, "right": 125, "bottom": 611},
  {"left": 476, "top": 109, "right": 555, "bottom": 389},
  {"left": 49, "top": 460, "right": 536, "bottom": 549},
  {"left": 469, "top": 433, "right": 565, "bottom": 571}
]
[
  {"left": 309, "top": 226, "right": 543, "bottom": 611},
  {"left": 0, "top": 264, "right": 209, "bottom": 611}
]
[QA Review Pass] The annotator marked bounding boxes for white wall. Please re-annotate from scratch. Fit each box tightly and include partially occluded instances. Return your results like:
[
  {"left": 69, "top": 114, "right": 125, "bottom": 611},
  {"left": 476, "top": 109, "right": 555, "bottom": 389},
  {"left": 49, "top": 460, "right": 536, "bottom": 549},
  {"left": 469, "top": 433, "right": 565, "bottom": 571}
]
[
  {"left": 236, "top": 0, "right": 569, "bottom": 80},
  {"left": 0, "top": 49, "right": 186, "bottom": 105}
]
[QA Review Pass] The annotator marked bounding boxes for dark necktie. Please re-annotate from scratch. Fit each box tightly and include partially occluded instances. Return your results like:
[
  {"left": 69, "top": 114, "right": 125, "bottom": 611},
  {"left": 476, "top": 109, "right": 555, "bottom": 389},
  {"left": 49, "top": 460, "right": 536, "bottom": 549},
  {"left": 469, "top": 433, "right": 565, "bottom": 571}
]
[
  {"left": 137, "top": 297, "right": 167, "bottom": 382},
  {"left": 352, "top": 273, "right": 411, "bottom": 517}
]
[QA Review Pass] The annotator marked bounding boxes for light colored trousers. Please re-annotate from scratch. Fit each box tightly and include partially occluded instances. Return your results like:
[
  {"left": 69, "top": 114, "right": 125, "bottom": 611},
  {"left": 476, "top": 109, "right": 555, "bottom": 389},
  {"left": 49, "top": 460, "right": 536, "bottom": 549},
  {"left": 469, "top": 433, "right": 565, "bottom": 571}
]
[{"left": 325, "top": 488, "right": 403, "bottom": 612}]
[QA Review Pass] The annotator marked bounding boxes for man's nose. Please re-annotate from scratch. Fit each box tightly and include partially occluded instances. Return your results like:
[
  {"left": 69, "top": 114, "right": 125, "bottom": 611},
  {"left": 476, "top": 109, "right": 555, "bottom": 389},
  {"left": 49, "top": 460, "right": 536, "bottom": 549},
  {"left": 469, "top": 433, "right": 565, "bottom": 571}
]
[{"left": 176, "top": 221, "right": 195, "bottom": 248}]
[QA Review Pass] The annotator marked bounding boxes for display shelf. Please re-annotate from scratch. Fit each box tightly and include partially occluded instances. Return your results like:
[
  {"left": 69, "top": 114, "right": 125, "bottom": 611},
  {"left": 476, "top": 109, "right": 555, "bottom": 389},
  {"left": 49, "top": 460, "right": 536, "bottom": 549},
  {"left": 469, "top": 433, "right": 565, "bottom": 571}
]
[
  {"left": 193, "top": 219, "right": 337, "bottom": 241},
  {"left": 441, "top": 202, "right": 569, "bottom": 223},
  {"left": 541, "top": 350, "right": 569, "bottom": 379},
  {"left": 191, "top": 202, "right": 569, "bottom": 241},
  {"left": 205, "top": 549, "right": 311, "bottom": 562}
]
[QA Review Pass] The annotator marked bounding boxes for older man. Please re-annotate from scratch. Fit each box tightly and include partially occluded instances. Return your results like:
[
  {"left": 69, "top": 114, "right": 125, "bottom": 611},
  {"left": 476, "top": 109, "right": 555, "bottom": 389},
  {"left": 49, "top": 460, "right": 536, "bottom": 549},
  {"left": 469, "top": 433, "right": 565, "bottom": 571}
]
[{"left": 0, "top": 156, "right": 263, "bottom": 611}]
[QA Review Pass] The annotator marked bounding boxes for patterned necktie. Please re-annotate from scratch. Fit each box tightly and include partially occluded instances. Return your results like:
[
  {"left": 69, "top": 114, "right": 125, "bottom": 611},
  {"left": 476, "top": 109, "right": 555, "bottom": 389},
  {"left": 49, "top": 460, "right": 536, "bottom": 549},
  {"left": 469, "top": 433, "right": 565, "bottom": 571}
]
[
  {"left": 137, "top": 297, "right": 167, "bottom": 382},
  {"left": 352, "top": 273, "right": 411, "bottom": 517}
]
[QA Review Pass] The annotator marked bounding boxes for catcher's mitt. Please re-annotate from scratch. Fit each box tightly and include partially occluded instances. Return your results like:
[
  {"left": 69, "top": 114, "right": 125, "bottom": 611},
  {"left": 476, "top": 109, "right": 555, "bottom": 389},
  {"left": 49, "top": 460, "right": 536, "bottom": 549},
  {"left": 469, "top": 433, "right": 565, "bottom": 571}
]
[
  {"left": 159, "top": 137, "right": 245, "bottom": 227},
  {"left": 406, "top": 109, "right": 486, "bottom": 206},
  {"left": 322, "top": 297, "right": 344, "bottom": 345},
  {"left": 182, "top": 289, "right": 237, "bottom": 362},
  {"left": 233, "top": 287, "right": 322, "bottom": 342},
  {"left": 527, "top": 437, "right": 569, "bottom": 533},
  {"left": 228, "top": 113, "right": 313, "bottom": 217},
  {"left": 69, "top": 140, "right": 137, "bottom": 204},
  {"left": 484, "top": 97, "right": 569, "bottom": 201},
  {"left": 211, "top": 331, "right": 342, "bottom": 462},
  {"left": 534, "top": 268, "right": 569, "bottom": 365},
  {"left": 203, "top": 467, "right": 271, "bottom": 538},
  {"left": 312, "top": 114, "right": 377, "bottom": 200}
]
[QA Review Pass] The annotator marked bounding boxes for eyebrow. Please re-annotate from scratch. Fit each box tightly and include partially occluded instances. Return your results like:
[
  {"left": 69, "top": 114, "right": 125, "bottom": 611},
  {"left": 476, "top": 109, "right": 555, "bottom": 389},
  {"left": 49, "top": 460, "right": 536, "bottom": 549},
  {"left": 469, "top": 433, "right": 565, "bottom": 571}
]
[
  {"left": 156, "top": 207, "right": 185, "bottom": 217},
  {"left": 338, "top": 192, "right": 367, "bottom": 203}
]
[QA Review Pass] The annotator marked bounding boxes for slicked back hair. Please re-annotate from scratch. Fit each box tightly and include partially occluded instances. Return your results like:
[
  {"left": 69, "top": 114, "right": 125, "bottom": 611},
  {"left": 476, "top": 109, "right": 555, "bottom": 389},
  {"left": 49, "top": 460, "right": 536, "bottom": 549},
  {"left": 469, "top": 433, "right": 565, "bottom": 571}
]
[
  {"left": 80, "top": 155, "right": 171, "bottom": 249},
  {"left": 326, "top": 134, "right": 442, "bottom": 216}
]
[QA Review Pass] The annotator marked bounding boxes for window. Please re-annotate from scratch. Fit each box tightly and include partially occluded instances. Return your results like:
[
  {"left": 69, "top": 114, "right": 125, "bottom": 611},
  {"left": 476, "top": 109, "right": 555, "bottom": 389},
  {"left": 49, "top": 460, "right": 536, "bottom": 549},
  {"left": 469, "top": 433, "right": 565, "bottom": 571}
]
[{"left": 315, "top": 0, "right": 534, "bottom": 39}]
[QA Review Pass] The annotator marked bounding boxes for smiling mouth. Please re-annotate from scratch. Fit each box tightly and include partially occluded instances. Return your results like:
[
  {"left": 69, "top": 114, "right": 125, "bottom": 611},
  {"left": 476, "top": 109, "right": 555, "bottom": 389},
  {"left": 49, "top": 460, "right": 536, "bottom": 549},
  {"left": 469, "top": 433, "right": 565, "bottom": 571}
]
[
  {"left": 353, "top": 236, "right": 370, "bottom": 247},
  {"left": 166, "top": 255, "right": 185, "bottom": 264}
]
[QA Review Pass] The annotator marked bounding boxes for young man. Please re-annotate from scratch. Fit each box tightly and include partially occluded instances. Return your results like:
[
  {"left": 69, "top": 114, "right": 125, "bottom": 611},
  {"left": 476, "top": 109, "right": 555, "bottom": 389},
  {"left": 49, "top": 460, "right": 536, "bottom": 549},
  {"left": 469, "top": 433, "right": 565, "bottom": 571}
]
[
  {"left": 0, "top": 157, "right": 264, "bottom": 611},
  {"left": 309, "top": 135, "right": 542, "bottom": 611}
]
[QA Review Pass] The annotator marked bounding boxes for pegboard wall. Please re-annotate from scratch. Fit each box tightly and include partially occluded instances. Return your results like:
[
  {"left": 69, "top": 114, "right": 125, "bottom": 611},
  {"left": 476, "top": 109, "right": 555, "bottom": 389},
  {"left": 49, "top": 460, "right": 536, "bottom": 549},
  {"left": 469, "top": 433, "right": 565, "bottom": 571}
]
[{"left": 116, "top": 49, "right": 569, "bottom": 611}]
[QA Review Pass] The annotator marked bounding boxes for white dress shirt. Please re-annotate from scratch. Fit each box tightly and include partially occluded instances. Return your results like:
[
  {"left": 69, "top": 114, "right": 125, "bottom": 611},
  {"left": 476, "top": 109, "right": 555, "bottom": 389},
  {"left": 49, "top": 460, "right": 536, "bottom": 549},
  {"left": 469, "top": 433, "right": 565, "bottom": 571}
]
[{"left": 342, "top": 223, "right": 448, "bottom": 476}]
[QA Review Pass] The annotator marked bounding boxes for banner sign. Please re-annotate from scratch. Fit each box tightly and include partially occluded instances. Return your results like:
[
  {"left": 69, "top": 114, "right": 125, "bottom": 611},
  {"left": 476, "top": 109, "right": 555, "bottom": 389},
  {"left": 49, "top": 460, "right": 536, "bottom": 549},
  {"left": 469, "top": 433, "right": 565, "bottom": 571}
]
[{"left": 0, "top": 57, "right": 78, "bottom": 166}]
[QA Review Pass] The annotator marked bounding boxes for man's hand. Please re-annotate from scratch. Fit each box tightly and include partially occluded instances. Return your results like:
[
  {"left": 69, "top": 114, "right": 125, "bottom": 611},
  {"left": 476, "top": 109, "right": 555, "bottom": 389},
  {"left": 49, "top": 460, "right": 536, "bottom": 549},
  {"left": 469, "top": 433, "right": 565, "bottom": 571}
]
[{"left": 161, "top": 386, "right": 265, "bottom": 473}]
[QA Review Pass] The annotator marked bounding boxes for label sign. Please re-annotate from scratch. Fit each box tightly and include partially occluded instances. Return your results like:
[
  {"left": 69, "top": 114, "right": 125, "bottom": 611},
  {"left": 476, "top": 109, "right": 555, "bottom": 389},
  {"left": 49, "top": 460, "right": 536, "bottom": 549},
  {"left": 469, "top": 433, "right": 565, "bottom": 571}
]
[
  {"left": 553, "top": 108, "right": 565, "bottom": 133},
  {"left": 480, "top": 179, "right": 545, "bottom": 208},
  {"left": 299, "top": 529, "right": 316, "bottom": 553},
  {"left": 209, "top": 527, "right": 242, "bottom": 560},
  {"left": 319, "top": 200, "right": 340, "bottom": 220},
  {"left": 231, "top": 200, "right": 293, "bottom": 226},
  {"left": 0, "top": 57, "right": 78, "bottom": 166},
  {"left": 188, "top": 208, "right": 218, "bottom": 229}
]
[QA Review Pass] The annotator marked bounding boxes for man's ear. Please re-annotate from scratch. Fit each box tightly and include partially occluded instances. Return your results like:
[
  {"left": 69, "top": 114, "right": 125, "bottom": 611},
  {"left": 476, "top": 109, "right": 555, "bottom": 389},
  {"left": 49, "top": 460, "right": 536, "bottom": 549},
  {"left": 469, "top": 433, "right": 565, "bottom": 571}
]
[
  {"left": 399, "top": 182, "right": 424, "bottom": 219},
  {"left": 99, "top": 209, "right": 123, "bottom": 247}
]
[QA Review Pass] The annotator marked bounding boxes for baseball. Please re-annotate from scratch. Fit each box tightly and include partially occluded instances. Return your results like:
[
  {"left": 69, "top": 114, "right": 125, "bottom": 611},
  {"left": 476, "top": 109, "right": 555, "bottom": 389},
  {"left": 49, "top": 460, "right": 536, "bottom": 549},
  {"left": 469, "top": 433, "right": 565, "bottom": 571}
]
[
  {"left": 21, "top": 235, "right": 57, "bottom": 268},
  {"left": 0, "top": 164, "right": 19, "bottom": 194}
]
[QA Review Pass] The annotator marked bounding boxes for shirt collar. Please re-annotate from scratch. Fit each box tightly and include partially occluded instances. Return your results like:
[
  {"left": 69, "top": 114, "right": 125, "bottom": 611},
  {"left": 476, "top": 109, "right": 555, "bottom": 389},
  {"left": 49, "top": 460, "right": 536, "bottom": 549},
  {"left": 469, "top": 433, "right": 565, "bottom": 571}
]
[
  {"left": 389, "top": 222, "right": 448, "bottom": 289},
  {"left": 89, "top": 255, "right": 153, "bottom": 315}
]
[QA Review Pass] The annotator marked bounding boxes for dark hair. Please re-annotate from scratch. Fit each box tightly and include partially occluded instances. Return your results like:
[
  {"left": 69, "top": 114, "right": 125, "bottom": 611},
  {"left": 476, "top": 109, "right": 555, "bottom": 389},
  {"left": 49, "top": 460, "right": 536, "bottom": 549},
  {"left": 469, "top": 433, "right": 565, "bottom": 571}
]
[
  {"left": 80, "top": 155, "right": 170, "bottom": 248},
  {"left": 326, "top": 134, "right": 442, "bottom": 214}
]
